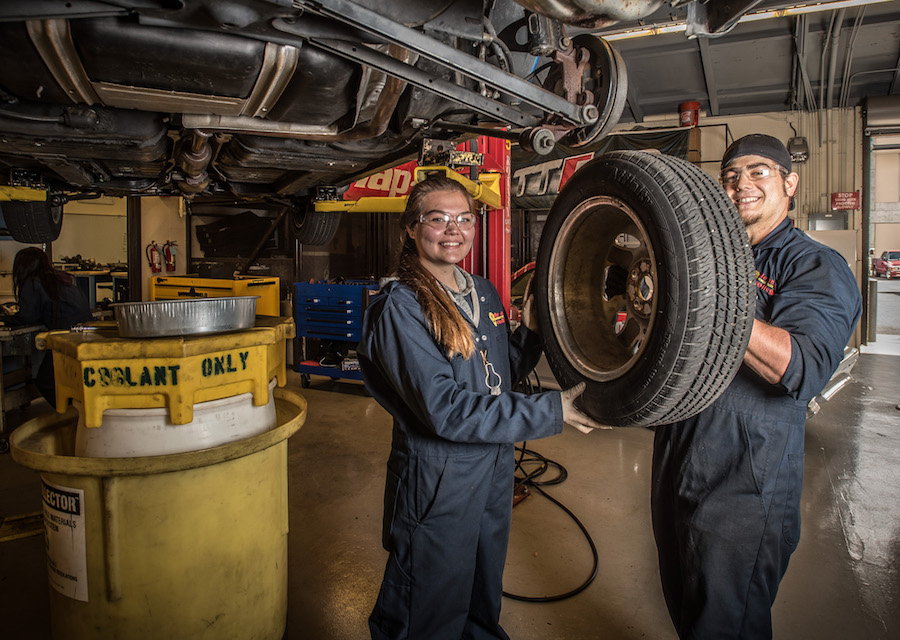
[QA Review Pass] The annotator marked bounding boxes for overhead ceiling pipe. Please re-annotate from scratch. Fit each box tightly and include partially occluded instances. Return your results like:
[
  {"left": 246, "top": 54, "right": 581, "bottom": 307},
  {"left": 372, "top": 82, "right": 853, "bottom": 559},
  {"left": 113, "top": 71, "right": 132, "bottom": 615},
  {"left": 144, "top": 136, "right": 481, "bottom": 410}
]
[
  {"left": 825, "top": 9, "right": 846, "bottom": 192},
  {"left": 826, "top": 9, "right": 847, "bottom": 111}
]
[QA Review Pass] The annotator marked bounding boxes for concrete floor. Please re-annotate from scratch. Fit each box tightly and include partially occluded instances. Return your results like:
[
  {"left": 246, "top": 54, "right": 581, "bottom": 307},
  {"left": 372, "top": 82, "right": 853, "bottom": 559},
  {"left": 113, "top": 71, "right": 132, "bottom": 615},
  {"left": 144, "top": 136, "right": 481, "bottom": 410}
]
[{"left": 1, "top": 353, "right": 898, "bottom": 639}]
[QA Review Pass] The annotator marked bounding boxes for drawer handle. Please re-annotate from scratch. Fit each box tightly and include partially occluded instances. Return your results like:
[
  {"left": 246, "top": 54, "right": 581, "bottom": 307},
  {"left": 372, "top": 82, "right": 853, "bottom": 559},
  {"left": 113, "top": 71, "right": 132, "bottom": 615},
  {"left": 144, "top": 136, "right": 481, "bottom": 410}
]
[
  {"left": 302, "top": 307, "right": 353, "bottom": 314},
  {"left": 302, "top": 319, "right": 352, "bottom": 326}
]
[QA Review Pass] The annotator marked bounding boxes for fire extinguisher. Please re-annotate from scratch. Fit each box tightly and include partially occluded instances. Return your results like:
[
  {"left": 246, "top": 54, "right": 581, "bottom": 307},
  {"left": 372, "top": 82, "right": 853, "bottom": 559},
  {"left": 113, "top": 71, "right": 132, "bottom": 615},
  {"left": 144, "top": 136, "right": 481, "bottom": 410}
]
[
  {"left": 146, "top": 241, "right": 162, "bottom": 273},
  {"left": 163, "top": 241, "right": 177, "bottom": 272}
]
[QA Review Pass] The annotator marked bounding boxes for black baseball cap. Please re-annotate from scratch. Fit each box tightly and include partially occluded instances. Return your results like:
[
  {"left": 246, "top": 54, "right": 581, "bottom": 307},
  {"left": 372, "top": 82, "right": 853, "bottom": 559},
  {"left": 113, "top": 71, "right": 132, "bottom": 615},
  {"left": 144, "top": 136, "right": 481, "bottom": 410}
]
[{"left": 721, "top": 134, "right": 791, "bottom": 172}]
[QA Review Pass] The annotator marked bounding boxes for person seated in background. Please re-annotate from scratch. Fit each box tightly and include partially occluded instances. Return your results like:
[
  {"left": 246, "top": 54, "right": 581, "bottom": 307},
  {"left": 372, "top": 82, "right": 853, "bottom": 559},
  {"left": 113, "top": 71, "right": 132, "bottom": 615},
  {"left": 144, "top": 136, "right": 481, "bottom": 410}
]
[{"left": 3, "top": 247, "right": 93, "bottom": 407}]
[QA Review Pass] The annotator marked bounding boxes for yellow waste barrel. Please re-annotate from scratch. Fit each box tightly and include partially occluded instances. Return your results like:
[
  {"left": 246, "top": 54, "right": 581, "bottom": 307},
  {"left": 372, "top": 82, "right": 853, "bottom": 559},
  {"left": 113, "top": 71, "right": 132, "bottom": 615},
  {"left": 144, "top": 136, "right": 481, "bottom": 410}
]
[{"left": 11, "top": 387, "right": 306, "bottom": 640}]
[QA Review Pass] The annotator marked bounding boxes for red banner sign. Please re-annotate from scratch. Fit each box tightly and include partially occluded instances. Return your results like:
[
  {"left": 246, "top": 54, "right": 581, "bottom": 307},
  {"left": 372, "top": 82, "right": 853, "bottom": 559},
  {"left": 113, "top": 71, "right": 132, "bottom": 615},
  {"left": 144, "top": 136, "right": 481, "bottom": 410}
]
[
  {"left": 345, "top": 161, "right": 418, "bottom": 199},
  {"left": 830, "top": 191, "right": 860, "bottom": 210}
]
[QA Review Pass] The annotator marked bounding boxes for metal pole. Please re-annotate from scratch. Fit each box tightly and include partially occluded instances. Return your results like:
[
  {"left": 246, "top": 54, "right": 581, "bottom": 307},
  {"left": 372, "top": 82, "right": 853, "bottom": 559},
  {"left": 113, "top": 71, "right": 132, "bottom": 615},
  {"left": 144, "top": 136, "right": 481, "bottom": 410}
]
[
  {"left": 868, "top": 279, "right": 878, "bottom": 341},
  {"left": 126, "top": 197, "right": 142, "bottom": 302},
  {"left": 861, "top": 110, "right": 872, "bottom": 343}
]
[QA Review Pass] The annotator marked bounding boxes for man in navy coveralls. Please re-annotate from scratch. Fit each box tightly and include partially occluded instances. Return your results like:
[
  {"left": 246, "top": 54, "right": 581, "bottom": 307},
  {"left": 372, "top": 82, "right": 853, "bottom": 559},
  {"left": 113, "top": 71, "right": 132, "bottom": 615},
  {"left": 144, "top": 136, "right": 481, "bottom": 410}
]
[{"left": 651, "top": 134, "right": 862, "bottom": 639}]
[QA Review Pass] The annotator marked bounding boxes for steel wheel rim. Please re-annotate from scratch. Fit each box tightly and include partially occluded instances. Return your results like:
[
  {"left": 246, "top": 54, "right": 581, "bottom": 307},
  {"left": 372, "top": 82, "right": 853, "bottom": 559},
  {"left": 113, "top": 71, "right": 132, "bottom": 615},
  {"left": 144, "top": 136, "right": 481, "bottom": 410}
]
[{"left": 548, "top": 195, "right": 658, "bottom": 382}]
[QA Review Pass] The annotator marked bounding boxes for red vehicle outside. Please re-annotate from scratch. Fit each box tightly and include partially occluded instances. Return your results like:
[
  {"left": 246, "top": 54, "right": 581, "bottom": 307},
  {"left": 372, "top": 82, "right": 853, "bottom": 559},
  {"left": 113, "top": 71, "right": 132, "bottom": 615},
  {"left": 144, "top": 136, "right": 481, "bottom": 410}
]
[{"left": 873, "top": 251, "right": 900, "bottom": 278}]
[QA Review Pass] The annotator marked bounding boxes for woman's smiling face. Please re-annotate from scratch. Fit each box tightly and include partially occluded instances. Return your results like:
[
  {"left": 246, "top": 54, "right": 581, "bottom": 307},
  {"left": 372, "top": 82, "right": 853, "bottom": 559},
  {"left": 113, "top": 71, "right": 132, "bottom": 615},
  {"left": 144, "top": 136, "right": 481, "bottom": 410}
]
[{"left": 407, "top": 189, "right": 475, "bottom": 276}]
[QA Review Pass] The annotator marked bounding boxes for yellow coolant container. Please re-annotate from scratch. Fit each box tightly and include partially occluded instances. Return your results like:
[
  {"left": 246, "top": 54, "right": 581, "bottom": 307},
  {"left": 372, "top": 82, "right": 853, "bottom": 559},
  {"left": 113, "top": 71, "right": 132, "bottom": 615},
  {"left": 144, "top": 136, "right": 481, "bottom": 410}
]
[
  {"left": 150, "top": 275, "right": 281, "bottom": 316},
  {"left": 44, "top": 316, "right": 294, "bottom": 429},
  {"left": 10, "top": 317, "right": 304, "bottom": 640}
]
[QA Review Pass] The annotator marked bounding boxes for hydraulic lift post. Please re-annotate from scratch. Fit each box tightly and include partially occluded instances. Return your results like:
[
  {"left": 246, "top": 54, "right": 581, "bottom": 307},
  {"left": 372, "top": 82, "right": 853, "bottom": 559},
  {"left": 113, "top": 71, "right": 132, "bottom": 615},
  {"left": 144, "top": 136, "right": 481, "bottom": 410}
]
[{"left": 472, "top": 135, "right": 511, "bottom": 315}]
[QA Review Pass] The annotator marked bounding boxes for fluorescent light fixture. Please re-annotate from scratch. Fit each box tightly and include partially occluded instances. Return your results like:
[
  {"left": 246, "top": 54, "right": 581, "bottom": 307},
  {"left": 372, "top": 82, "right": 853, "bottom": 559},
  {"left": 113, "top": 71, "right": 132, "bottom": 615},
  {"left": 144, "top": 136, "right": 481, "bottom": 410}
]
[
  {"left": 603, "top": 23, "right": 687, "bottom": 41},
  {"left": 742, "top": 0, "right": 895, "bottom": 21},
  {"left": 597, "top": 0, "right": 894, "bottom": 41}
]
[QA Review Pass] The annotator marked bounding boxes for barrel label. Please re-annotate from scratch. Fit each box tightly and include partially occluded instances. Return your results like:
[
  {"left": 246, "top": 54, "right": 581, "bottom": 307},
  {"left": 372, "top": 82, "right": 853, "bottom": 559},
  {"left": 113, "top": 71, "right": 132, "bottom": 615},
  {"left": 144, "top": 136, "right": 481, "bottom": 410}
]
[
  {"left": 83, "top": 365, "right": 180, "bottom": 388},
  {"left": 200, "top": 351, "right": 249, "bottom": 377},
  {"left": 42, "top": 479, "right": 88, "bottom": 601},
  {"left": 80, "top": 349, "right": 252, "bottom": 389}
]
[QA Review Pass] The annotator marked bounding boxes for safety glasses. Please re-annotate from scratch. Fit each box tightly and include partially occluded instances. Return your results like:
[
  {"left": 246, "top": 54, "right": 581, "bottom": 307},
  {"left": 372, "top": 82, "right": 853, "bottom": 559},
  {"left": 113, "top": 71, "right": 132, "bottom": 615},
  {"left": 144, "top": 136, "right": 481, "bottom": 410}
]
[
  {"left": 720, "top": 163, "right": 787, "bottom": 187},
  {"left": 417, "top": 212, "right": 477, "bottom": 230}
]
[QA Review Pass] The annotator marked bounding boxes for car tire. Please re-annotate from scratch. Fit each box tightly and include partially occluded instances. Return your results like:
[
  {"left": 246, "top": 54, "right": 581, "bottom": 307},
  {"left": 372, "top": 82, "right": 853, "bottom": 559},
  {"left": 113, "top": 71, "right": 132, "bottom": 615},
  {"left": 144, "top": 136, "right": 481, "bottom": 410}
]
[
  {"left": 534, "top": 150, "right": 755, "bottom": 427},
  {"left": 292, "top": 205, "right": 341, "bottom": 246},
  {"left": 0, "top": 200, "right": 64, "bottom": 243}
]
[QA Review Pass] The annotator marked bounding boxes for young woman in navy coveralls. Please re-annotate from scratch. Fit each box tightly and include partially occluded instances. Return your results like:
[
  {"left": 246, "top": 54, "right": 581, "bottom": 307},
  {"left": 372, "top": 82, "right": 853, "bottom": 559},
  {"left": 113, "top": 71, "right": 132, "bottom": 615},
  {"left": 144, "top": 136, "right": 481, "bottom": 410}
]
[
  {"left": 358, "top": 177, "right": 600, "bottom": 640},
  {"left": 651, "top": 135, "right": 862, "bottom": 639}
]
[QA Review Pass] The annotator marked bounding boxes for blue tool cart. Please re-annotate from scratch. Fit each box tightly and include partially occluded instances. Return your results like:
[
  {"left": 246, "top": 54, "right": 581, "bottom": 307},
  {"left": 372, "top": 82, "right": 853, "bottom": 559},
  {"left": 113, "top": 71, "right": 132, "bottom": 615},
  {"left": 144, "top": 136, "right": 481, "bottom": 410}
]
[{"left": 294, "top": 280, "right": 379, "bottom": 387}]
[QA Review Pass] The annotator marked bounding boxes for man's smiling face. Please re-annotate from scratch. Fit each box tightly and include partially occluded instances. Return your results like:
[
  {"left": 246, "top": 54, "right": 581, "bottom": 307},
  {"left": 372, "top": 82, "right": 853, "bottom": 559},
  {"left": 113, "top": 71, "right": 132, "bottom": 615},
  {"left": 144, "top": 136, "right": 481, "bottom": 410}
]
[{"left": 721, "top": 153, "right": 798, "bottom": 245}]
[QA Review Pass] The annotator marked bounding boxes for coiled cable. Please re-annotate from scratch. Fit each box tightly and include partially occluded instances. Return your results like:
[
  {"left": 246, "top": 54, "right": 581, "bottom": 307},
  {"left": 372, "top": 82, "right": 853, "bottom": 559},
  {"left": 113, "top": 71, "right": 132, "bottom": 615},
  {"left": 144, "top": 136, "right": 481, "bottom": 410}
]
[{"left": 504, "top": 369, "right": 600, "bottom": 602}]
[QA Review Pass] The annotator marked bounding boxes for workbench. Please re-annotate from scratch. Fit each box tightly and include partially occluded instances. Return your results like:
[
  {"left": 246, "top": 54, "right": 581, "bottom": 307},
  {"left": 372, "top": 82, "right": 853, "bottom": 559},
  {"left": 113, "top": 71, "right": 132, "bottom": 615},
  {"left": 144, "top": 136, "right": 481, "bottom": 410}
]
[
  {"left": 0, "top": 324, "right": 44, "bottom": 453},
  {"left": 71, "top": 270, "right": 112, "bottom": 309}
]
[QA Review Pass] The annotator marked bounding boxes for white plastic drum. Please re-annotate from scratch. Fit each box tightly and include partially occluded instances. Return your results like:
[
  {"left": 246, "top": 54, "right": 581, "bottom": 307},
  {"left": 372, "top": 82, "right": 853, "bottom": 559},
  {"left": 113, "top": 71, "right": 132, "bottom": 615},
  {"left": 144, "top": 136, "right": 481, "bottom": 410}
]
[{"left": 74, "top": 379, "right": 278, "bottom": 457}]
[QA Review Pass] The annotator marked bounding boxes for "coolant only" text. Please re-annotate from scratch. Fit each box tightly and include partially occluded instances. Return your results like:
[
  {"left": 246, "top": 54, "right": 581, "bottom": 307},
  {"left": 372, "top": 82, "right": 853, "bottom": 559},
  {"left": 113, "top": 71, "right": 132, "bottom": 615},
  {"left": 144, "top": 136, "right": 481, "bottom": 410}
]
[{"left": 82, "top": 351, "right": 250, "bottom": 388}]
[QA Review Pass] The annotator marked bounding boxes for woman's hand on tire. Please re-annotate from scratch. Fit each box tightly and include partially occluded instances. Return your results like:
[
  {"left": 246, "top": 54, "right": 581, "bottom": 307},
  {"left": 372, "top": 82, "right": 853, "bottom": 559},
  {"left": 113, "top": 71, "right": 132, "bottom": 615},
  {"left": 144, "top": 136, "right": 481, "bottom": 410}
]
[{"left": 561, "top": 383, "right": 608, "bottom": 434}]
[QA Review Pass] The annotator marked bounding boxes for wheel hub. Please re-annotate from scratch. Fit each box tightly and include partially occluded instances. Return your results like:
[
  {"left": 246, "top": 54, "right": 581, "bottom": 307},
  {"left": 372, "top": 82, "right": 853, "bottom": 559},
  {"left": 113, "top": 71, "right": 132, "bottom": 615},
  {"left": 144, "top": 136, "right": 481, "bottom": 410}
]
[
  {"left": 628, "top": 259, "right": 654, "bottom": 315},
  {"left": 547, "top": 195, "right": 657, "bottom": 382}
]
